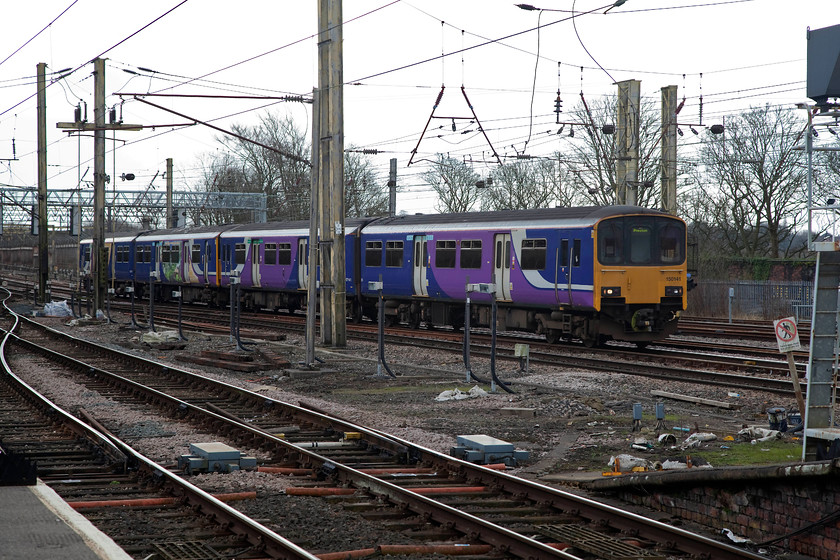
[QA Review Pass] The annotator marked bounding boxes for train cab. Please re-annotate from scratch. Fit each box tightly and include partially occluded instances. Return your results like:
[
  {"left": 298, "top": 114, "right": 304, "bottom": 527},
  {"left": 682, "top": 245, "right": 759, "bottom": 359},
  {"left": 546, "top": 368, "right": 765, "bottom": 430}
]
[{"left": 593, "top": 212, "right": 687, "bottom": 341}]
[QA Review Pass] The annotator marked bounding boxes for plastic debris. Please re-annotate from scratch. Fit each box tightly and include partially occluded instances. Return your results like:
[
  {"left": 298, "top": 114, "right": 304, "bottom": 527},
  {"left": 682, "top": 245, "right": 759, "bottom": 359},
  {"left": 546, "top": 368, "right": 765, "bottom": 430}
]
[
  {"left": 681, "top": 432, "right": 717, "bottom": 449},
  {"left": 737, "top": 426, "right": 782, "bottom": 443},
  {"left": 43, "top": 300, "right": 73, "bottom": 317},
  {"left": 607, "top": 454, "right": 648, "bottom": 471},
  {"left": 658, "top": 433, "right": 677, "bottom": 445},
  {"left": 435, "top": 385, "right": 487, "bottom": 402},
  {"left": 722, "top": 528, "right": 752, "bottom": 545}
]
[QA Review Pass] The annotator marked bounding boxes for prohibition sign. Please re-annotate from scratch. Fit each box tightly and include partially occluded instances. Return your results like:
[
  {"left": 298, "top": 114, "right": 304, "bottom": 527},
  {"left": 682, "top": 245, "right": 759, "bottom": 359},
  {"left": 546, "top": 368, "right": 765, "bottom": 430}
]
[{"left": 773, "top": 317, "right": 801, "bottom": 353}]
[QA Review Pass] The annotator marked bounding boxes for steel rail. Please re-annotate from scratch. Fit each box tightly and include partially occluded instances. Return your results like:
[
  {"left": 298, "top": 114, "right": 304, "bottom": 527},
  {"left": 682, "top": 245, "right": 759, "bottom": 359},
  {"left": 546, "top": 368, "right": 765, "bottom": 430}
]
[{"left": 11, "top": 304, "right": 772, "bottom": 560}]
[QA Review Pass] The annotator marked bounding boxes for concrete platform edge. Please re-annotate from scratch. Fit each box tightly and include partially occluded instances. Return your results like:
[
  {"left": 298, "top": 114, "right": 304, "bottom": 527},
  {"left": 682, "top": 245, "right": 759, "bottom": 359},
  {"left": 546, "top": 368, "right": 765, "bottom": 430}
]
[{"left": 32, "top": 480, "right": 133, "bottom": 560}]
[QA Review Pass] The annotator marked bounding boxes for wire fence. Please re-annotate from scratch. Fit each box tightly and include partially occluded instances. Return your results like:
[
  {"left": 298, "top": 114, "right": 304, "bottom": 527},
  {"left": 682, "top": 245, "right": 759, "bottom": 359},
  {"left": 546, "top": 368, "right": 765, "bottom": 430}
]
[{"left": 687, "top": 280, "right": 814, "bottom": 323}]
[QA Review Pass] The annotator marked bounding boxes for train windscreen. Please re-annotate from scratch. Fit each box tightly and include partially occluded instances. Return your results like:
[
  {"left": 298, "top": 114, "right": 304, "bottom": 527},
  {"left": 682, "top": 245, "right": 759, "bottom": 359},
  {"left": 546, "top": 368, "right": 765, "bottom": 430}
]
[{"left": 597, "top": 216, "right": 685, "bottom": 266}]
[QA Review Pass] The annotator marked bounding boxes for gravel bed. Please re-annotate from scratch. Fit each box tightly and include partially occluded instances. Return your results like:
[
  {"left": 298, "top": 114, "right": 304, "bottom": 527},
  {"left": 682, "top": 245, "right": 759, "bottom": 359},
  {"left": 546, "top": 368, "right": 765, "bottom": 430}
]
[
  {"left": 23, "top": 309, "right": 802, "bottom": 474},
  {"left": 8, "top": 307, "right": 811, "bottom": 555}
]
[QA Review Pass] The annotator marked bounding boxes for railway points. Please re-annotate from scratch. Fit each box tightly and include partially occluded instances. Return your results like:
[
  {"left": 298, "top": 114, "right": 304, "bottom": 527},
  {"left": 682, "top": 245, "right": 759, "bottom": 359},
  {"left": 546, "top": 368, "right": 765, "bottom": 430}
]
[{"left": 1, "top": 280, "right": 834, "bottom": 559}]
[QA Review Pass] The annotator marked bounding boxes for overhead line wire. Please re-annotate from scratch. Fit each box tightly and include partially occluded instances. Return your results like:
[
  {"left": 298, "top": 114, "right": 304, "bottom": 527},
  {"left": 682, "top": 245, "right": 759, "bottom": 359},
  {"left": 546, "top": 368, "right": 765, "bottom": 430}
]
[
  {"left": 150, "top": 0, "right": 402, "bottom": 95},
  {"left": 348, "top": 3, "right": 613, "bottom": 84},
  {"left": 0, "top": 0, "right": 189, "bottom": 119},
  {"left": 0, "top": 0, "right": 79, "bottom": 70}
]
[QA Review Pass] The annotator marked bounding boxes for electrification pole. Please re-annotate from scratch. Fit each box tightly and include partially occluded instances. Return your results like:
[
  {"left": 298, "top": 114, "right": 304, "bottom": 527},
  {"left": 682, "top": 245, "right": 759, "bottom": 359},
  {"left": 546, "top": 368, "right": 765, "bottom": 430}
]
[
  {"left": 317, "top": 0, "right": 345, "bottom": 347},
  {"left": 660, "top": 85, "right": 678, "bottom": 215},
  {"left": 36, "top": 63, "right": 49, "bottom": 304},
  {"left": 57, "top": 58, "right": 141, "bottom": 314},
  {"left": 616, "top": 79, "right": 640, "bottom": 206},
  {"left": 388, "top": 158, "right": 397, "bottom": 217},
  {"left": 306, "top": 87, "right": 320, "bottom": 365},
  {"left": 166, "top": 158, "right": 174, "bottom": 228},
  {"left": 93, "top": 58, "right": 107, "bottom": 313}
]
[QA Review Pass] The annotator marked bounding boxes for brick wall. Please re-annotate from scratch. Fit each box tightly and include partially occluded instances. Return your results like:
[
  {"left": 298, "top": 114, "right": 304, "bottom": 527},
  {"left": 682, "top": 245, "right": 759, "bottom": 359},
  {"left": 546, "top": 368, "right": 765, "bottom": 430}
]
[{"left": 604, "top": 478, "right": 840, "bottom": 559}]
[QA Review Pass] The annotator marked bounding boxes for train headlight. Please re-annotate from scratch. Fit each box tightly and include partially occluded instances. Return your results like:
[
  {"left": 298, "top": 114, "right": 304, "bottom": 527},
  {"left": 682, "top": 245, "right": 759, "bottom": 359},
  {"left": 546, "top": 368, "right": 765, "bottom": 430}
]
[
  {"left": 601, "top": 286, "right": 621, "bottom": 297},
  {"left": 665, "top": 286, "right": 683, "bottom": 297}
]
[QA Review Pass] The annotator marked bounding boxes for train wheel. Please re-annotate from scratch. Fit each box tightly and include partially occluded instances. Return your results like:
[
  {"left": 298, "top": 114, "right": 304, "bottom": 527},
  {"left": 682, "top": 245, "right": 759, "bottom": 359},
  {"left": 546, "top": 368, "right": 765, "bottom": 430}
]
[
  {"left": 582, "top": 334, "right": 606, "bottom": 348},
  {"left": 545, "top": 329, "right": 560, "bottom": 344},
  {"left": 408, "top": 309, "right": 421, "bottom": 329},
  {"left": 635, "top": 341, "right": 649, "bottom": 350},
  {"left": 350, "top": 302, "right": 363, "bottom": 324}
]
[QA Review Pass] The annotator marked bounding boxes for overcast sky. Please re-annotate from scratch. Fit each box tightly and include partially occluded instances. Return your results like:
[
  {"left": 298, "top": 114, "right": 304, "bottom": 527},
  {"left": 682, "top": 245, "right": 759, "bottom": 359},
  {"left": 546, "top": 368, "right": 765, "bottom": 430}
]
[{"left": 0, "top": 0, "right": 836, "bottom": 214}]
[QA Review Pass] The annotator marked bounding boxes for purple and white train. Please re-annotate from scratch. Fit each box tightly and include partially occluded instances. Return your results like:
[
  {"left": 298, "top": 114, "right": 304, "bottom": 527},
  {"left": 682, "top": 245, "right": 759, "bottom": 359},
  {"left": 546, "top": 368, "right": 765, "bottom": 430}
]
[{"left": 81, "top": 205, "right": 688, "bottom": 346}]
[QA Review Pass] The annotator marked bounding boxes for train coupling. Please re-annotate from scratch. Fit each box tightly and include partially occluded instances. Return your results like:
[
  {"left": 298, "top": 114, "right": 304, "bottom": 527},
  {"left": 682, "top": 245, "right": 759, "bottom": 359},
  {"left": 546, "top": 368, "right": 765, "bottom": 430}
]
[{"left": 630, "top": 308, "right": 655, "bottom": 332}]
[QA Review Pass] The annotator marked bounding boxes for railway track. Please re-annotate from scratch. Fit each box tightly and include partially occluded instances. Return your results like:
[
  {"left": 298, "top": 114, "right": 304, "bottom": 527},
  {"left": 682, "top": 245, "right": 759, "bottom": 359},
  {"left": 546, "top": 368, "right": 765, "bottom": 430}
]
[
  {"left": 3, "top": 274, "right": 802, "bottom": 397},
  {"left": 98, "top": 296, "right": 799, "bottom": 397},
  {"left": 0, "top": 296, "right": 319, "bottom": 560},
  {"left": 1, "top": 291, "right": 772, "bottom": 560}
]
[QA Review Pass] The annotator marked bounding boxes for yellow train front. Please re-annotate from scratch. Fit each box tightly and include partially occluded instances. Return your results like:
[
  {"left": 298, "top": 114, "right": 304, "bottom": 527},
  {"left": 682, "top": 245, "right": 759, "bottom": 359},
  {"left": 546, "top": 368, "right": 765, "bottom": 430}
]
[{"left": 590, "top": 212, "right": 687, "bottom": 347}]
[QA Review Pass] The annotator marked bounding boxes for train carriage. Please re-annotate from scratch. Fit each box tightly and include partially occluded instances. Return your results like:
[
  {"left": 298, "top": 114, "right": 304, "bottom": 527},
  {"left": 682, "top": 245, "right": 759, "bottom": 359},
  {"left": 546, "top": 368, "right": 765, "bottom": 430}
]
[
  {"left": 76, "top": 205, "right": 686, "bottom": 347},
  {"left": 218, "top": 218, "right": 373, "bottom": 314},
  {"left": 359, "top": 206, "right": 686, "bottom": 346}
]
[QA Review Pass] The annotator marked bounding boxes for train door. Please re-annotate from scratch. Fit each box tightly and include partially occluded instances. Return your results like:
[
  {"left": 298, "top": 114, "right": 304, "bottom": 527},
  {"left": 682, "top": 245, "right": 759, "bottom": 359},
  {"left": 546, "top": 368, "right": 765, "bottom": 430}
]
[
  {"left": 181, "top": 241, "right": 189, "bottom": 283},
  {"left": 204, "top": 240, "right": 214, "bottom": 285},
  {"left": 556, "top": 239, "right": 570, "bottom": 304},
  {"left": 493, "top": 233, "right": 512, "bottom": 300},
  {"left": 251, "top": 240, "right": 261, "bottom": 288},
  {"left": 298, "top": 239, "right": 308, "bottom": 288},
  {"left": 413, "top": 235, "right": 428, "bottom": 296},
  {"left": 568, "top": 239, "right": 581, "bottom": 303}
]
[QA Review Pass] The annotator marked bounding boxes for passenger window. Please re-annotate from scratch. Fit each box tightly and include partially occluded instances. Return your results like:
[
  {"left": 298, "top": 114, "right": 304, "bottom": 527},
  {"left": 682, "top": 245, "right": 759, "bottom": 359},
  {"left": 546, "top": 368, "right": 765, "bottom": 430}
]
[
  {"left": 235, "top": 243, "right": 246, "bottom": 265},
  {"left": 386, "top": 241, "right": 403, "bottom": 267},
  {"left": 191, "top": 243, "right": 201, "bottom": 264},
  {"left": 278, "top": 243, "right": 292, "bottom": 265},
  {"left": 264, "top": 243, "right": 277, "bottom": 265},
  {"left": 572, "top": 239, "right": 581, "bottom": 267},
  {"left": 365, "top": 241, "right": 382, "bottom": 267},
  {"left": 435, "top": 240, "right": 456, "bottom": 268},
  {"left": 560, "top": 239, "right": 569, "bottom": 267},
  {"left": 520, "top": 238, "right": 547, "bottom": 270},
  {"left": 460, "top": 240, "right": 482, "bottom": 269}
]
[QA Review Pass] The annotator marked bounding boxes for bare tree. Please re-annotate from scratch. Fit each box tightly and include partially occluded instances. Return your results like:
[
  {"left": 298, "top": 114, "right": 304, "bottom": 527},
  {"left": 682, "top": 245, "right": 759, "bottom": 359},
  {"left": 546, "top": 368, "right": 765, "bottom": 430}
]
[
  {"left": 421, "top": 155, "right": 481, "bottom": 213},
  {"left": 222, "top": 113, "right": 311, "bottom": 221},
  {"left": 480, "top": 158, "right": 567, "bottom": 210},
  {"left": 693, "top": 105, "right": 809, "bottom": 259},
  {"left": 193, "top": 112, "right": 389, "bottom": 223},
  {"left": 190, "top": 152, "right": 254, "bottom": 225},
  {"left": 559, "top": 94, "right": 662, "bottom": 207},
  {"left": 344, "top": 148, "right": 388, "bottom": 217}
]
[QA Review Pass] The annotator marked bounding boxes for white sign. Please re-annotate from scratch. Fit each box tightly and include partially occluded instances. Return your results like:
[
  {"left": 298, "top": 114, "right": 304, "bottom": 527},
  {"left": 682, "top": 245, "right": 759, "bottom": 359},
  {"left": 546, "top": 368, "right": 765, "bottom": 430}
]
[{"left": 774, "top": 317, "right": 801, "bottom": 353}]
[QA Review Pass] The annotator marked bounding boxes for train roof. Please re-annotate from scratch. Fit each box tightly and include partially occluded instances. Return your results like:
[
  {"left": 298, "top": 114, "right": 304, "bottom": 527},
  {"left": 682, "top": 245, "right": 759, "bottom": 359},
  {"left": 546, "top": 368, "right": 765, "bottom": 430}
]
[
  {"left": 127, "top": 217, "right": 376, "bottom": 242},
  {"left": 219, "top": 217, "right": 373, "bottom": 239},
  {"left": 137, "top": 224, "right": 239, "bottom": 242},
  {"left": 362, "top": 205, "right": 677, "bottom": 234}
]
